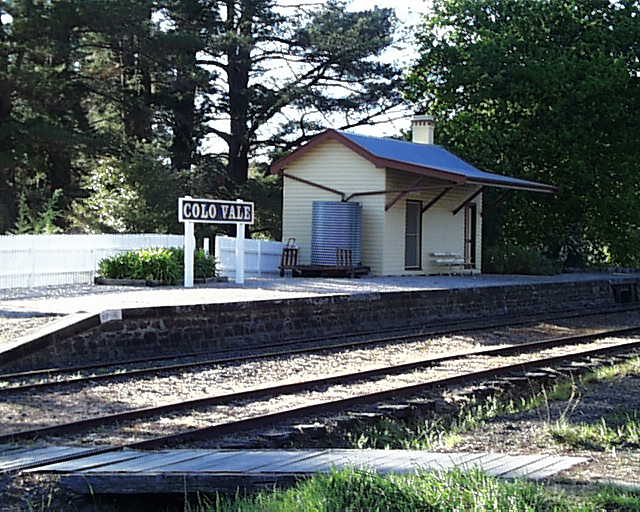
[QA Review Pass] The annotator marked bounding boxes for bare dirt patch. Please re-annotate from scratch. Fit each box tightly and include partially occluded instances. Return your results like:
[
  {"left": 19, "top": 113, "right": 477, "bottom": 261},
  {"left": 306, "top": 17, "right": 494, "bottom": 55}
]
[{"left": 445, "top": 371, "right": 640, "bottom": 485}]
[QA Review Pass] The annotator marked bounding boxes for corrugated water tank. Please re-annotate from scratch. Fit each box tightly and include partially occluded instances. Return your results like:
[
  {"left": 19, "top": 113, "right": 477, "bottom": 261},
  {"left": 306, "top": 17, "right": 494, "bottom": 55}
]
[{"left": 311, "top": 201, "right": 362, "bottom": 266}]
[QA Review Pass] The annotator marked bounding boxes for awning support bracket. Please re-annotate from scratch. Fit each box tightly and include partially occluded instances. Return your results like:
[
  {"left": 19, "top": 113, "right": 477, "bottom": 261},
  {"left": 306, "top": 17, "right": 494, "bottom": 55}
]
[
  {"left": 452, "top": 186, "right": 485, "bottom": 216},
  {"left": 384, "top": 177, "right": 426, "bottom": 211},
  {"left": 422, "top": 187, "right": 453, "bottom": 214}
]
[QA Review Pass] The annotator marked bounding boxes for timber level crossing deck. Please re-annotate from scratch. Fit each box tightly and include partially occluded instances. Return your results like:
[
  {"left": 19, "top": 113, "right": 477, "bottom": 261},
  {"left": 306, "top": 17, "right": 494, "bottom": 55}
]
[{"left": 1, "top": 445, "right": 587, "bottom": 495}]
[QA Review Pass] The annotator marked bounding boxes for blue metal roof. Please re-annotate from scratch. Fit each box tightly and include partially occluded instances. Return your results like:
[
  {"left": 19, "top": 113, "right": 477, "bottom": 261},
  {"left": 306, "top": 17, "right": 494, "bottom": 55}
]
[{"left": 337, "top": 131, "right": 556, "bottom": 192}]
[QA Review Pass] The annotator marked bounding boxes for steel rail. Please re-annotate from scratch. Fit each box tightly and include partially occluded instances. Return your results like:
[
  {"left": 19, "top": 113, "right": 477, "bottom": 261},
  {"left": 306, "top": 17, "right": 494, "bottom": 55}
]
[
  {"left": 2, "top": 305, "right": 640, "bottom": 392},
  {"left": 1, "top": 326, "right": 639, "bottom": 445},
  {"left": 0, "top": 319, "right": 628, "bottom": 395}
]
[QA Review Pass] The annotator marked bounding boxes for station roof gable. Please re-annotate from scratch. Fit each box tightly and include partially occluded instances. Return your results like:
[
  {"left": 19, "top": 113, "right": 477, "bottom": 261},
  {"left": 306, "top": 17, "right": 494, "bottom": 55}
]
[{"left": 271, "top": 129, "right": 557, "bottom": 194}]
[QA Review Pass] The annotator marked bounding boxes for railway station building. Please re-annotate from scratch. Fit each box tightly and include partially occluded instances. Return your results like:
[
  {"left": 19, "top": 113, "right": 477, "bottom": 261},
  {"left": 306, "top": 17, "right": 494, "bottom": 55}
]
[{"left": 271, "top": 115, "right": 557, "bottom": 276}]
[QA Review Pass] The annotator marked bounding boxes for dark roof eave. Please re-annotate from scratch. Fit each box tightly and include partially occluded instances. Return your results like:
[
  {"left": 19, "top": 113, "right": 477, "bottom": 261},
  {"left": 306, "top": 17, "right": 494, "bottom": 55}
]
[
  {"left": 376, "top": 158, "right": 465, "bottom": 184},
  {"left": 466, "top": 179, "right": 558, "bottom": 194}
]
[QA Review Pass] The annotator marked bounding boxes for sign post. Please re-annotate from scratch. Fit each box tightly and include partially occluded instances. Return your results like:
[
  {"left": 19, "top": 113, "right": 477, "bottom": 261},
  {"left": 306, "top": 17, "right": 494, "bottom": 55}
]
[
  {"left": 178, "top": 197, "right": 254, "bottom": 287},
  {"left": 184, "top": 217, "right": 195, "bottom": 287},
  {"left": 236, "top": 199, "right": 245, "bottom": 285}
]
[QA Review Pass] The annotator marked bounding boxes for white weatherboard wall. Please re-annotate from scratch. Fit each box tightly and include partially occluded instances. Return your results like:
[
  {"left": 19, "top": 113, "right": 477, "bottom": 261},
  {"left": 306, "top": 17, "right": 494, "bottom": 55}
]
[
  {"left": 383, "top": 170, "right": 482, "bottom": 275},
  {"left": 215, "top": 236, "right": 284, "bottom": 278},
  {"left": 282, "top": 139, "right": 386, "bottom": 274},
  {"left": 0, "top": 234, "right": 183, "bottom": 289}
]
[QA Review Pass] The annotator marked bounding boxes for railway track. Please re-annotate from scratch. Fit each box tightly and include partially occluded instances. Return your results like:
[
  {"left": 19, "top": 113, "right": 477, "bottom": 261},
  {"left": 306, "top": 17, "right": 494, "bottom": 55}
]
[
  {"left": 2, "top": 305, "right": 639, "bottom": 393},
  {"left": 1, "top": 325, "right": 639, "bottom": 450},
  {"left": 1, "top": 326, "right": 639, "bottom": 475}
]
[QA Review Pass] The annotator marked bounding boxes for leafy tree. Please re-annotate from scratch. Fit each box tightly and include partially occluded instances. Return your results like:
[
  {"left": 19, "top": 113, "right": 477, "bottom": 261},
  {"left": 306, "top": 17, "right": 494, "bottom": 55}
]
[
  {"left": 69, "top": 142, "right": 182, "bottom": 233},
  {"left": 200, "top": 0, "right": 403, "bottom": 187},
  {"left": 407, "top": 0, "right": 640, "bottom": 266},
  {"left": 2, "top": 0, "right": 403, "bottom": 239},
  {"left": 0, "top": 0, "right": 101, "bottom": 232}
]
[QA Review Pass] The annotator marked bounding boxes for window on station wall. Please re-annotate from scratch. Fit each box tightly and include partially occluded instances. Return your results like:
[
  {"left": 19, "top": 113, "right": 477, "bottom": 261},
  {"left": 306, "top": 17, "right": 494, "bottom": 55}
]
[
  {"left": 405, "top": 200, "right": 422, "bottom": 270},
  {"left": 464, "top": 203, "right": 477, "bottom": 268}
]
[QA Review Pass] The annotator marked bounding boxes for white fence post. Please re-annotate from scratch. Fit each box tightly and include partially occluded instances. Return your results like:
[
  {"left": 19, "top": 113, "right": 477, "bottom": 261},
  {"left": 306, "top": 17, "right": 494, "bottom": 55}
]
[
  {"left": 28, "top": 246, "right": 34, "bottom": 288},
  {"left": 257, "top": 242, "right": 262, "bottom": 276}
]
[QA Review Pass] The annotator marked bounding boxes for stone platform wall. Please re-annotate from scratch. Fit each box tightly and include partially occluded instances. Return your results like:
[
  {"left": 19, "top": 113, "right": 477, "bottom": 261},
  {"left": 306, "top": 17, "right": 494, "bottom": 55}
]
[{"left": 3, "top": 277, "right": 639, "bottom": 371}]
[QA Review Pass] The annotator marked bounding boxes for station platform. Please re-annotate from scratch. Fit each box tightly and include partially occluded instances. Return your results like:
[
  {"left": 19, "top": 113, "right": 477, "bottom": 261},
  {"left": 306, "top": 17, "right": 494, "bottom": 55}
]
[
  {"left": 0, "top": 444, "right": 587, "bottom": 494},
  {"left": 1, "top": 272, "right": 638, "bottom": 317},
  {"left": 1, "top": 272, "right": 639, "bottom": 372}
]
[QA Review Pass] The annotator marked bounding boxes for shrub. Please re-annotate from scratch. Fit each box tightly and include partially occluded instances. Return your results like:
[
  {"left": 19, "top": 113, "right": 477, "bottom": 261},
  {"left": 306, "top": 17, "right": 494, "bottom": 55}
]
[
  {"left": 13, "top": 189, "right": 64, "bottom": 234},
  {"left": 98, "top": 247, "right": 217, "bottom": 284},
  {"left": 483, "top": 244, "right": 560, "bottom": 275}
]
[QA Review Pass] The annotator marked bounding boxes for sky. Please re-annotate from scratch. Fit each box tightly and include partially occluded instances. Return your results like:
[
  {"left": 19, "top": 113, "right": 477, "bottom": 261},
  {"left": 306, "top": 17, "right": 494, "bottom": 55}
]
[
  {"left": 348, "top": 0, "right": 432, "bottom": 26},
  {"left": 332, "top": 0, "right": 434, "bottom": 137}
]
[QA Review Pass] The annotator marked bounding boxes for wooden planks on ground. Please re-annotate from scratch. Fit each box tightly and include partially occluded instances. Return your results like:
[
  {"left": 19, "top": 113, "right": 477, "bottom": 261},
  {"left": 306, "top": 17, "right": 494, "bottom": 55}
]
[
  {"left": 0, "top": 444, "right": 102, "bottom": 473},
  {"left": 23, "top": 448, "right": 588, "bottom": 495}
]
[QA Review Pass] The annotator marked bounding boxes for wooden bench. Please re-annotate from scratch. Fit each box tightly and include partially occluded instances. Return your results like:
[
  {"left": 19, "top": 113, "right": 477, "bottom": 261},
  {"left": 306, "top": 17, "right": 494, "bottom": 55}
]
[
  {"left": 279, "top": 243, "right": 368, "bottom": 278},
  {"left": 336, "top": 248, "right": 356, "bottom": 278},
  {"left": 279, "top": 238, "right": 299, "bottom": 277},
  {"left": 430, "top": 252, "right": 467, "bottom": 275}
]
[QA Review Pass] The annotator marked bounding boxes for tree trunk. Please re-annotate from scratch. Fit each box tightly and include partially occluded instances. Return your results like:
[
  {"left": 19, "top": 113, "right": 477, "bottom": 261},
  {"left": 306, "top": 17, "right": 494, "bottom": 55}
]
[
  {"left": 44, "top": 16, "right": 76, "bottom": 212},
  {"left": 47, "top": 148, "right": 72, "bottom": 195},
  {"left": 225, "top": 0, "right": 252, "bottom": 186},
  {"left": 0, "top": 14, "right": 10, "bottom": 121},
  {"left": 170, "top": 19, "right": 197, "bottom": 173},
  {"left": 0, "top": 14, "right": 15, "bottom": 231},
  {"left": 170, "top": 66, "right": 196, "bottom": 172},
  {"left": 119, "top": 4, "right": 153, "bottom": 142},
  {"left": 0, "top": 182, "right": 16, "bottom": 233}
]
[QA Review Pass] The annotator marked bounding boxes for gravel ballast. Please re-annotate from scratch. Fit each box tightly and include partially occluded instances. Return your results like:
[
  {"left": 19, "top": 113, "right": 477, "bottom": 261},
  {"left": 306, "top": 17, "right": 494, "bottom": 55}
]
[
  {"left": 2, "top": 280, "right": 640, "bottom": 510},
  {"left": 1, "top": 323, "right": 637, "bottom": 443},
  {"left": 0, "top": 316, "right": 59, "bottom": 348}
]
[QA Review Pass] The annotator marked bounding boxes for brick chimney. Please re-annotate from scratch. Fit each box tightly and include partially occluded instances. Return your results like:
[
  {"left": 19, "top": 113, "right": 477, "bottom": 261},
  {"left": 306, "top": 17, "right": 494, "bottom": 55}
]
[{"left": 411, "top": 114, "right": 435, "bottom": 144}]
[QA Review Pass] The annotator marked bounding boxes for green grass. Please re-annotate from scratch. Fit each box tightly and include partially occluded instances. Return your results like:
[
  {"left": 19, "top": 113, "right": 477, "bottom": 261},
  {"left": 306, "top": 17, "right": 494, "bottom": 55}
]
[
  {"left": 345, "top": 358, "right": 640, "bottom": 451},
  {"left": 551, "top": 410, "right": 640, "bottom": 451},
  {"left": 345, "top": 393, "right": 539, "bottom": 451},
  {"left": 583, "top": 358, "right": 640, "bottom": 383},
  {"left": 207, "top": 468, "right": 640, "bottom": 512},
  {"left": 590, "top": 487, "right": 640, "bottom": 511},
  {"left": 548, "top": 359, "right": 640, "bottom": 451},
  {"left": 209, "top": 360, "right": 640, "bottom": 511}
]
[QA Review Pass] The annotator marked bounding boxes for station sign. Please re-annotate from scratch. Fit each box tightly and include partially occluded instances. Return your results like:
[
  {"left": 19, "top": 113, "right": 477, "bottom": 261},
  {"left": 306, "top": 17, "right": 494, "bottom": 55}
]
[
  {"left": 178, "top": 196, "right": 253, "bottom": 287},
  {"left": 178, "top": 197, "right": 254, "bottom": 225}
]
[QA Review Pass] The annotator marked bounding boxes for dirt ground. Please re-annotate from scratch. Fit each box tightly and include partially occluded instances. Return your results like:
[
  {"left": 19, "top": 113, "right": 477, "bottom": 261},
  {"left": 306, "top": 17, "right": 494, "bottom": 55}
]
[{"left": 446, "top": 370, "right": 640, "bottom": 486}]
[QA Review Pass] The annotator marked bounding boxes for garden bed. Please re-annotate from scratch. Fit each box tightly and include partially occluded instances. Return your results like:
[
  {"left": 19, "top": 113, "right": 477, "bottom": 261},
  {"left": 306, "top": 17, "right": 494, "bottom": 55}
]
[{"left": 94, "top": 276, "right": 227, "bottom": 287}]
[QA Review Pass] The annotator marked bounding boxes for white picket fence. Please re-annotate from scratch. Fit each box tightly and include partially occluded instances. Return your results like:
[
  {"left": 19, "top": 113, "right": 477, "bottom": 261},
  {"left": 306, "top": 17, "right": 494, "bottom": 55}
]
[
  {"left": 215, "top": 236, "right": 284, "bottom": 278},
  {"left": 0, "top": 234, "right": 184, "bottom": 289}
]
